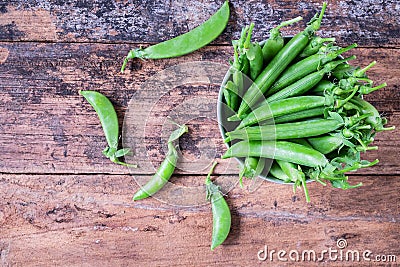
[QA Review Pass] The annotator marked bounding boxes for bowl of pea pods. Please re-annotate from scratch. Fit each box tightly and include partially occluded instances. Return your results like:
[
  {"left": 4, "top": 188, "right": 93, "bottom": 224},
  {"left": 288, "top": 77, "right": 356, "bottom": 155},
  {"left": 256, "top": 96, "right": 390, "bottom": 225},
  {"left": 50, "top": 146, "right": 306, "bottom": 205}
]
[{"left": 217, "top": 2, "right": 392, "bottom": 202}]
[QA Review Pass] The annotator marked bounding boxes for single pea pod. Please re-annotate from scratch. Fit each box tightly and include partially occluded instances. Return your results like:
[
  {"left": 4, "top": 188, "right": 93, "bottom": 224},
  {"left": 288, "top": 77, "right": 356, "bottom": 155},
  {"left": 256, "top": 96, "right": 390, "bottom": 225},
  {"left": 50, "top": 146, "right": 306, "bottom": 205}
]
[
  {"left": 349, "top": 97, "right": 395, "bottom": 132},
  {"left": 247, "top": 42, "right": 264, "bottom": 81},
  {"left": 261, "top": 16, "right": 303, "bottom": 63},
  {"left": 242, "top": 23, "right": 264, "bottom": 80},
  {"left": 121, "top": 1, "right": 230, "bottom": 72},
  {"left": 236, "top": 2, "right": 327, "bottom": 118},
  {"left": 80, "top": 90, "right": 136, "bottom": 167},
  {"left": 226, "top": 118, "right": 343, "bottom": 142},
  {"left": 269, "top": 161, "right": 292, "bottom": 183},
  {"left": 133, "top": 123, "right": 188, "bottom": 200},
  {"left": 236, "top": 95, "right": 332, "bottom": 129},
  {"left": 222, "top": 140, "right": 328, "bottom": 168},
  {"left": 273, "top": 107, "right": 325, "bottom": 124},
  {"left": 310, "top": 80, "right": 336, "bottom": 94},
  {"left": 307, "top": 133, "right": 352, "bottom": 154},
  {"left": 205, "top": 162, "right": 231, "bottom": 250}
]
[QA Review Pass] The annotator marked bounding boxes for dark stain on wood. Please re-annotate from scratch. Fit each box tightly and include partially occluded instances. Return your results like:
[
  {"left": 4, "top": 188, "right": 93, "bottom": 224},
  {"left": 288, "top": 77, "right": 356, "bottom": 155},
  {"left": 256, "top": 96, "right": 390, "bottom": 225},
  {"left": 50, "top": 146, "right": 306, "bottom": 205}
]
[{"left": 0, "top": 22, "right": 25, "bottom": 40}]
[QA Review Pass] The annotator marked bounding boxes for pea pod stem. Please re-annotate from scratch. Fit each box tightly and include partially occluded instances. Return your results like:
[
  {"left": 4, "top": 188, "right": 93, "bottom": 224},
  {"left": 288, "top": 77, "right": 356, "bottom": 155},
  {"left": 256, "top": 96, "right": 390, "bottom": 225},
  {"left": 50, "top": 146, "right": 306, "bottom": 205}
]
[
  {"left": 359, "top": 82, "right": 387, "bottom": 95},
  {"left": 121, "top": 1, "right": 230, "bottom": 72}
]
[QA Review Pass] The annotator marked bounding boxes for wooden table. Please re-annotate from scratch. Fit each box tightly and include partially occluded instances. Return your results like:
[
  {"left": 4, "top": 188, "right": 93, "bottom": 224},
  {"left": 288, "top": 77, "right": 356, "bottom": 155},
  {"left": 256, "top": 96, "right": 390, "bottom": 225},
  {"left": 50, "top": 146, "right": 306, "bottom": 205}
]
[{"left": 0, "top": 1, "right": 399, "bottom": 266}]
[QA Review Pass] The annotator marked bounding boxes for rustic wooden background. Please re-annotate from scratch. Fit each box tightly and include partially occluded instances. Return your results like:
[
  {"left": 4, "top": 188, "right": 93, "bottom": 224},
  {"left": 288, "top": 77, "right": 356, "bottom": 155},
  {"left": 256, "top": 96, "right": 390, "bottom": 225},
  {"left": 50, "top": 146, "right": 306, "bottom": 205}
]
[{"left": 0, "top": 0, "right": 399, "bottom": 266}]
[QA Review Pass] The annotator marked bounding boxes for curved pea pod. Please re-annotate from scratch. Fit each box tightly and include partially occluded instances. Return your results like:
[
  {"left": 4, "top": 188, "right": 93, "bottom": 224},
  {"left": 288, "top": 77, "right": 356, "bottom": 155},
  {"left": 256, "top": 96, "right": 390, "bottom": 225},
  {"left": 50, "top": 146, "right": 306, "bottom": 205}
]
[
  {"left": 236, "top": 2, "right": 327, "bottom": 117},
  {"left": 349, "top": 97, "right": 395, "bottom": 132},
  {"left": 226, "top": 118, "right": 343, "bottom": 142},
  {"left": 236, "top": 95, "right": 331, "bottom": 129},
  {"left": 133, "top": 124, "right": 188, "bottom": 200},
  {"left": 79, "top": 90, "right": 137, "bottom": 167},
  {"left": 133, "top": 142, "right": 178, "bottom": 200},
  {"left": 121, "top": 1, "right": 230, "bottom": 72},
  {"left": 222, "top": 140, "right": 328, "bottom": 168},
  {"left": 205, "top": 162, "right": 231, "bottom": 250}
]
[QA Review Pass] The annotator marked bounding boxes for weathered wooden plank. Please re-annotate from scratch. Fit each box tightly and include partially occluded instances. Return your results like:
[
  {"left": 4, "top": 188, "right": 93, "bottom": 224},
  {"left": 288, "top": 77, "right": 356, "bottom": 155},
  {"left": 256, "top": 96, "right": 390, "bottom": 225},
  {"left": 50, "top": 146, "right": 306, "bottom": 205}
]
[
  {"left": 0, "top": 1, "right": 399, "bottom": 47},
  {"left": 0, "top": 174, "right": 399, "bottom": 266},
  {"left": 0, "top": 43, "right": 399, "bottom": 175}
]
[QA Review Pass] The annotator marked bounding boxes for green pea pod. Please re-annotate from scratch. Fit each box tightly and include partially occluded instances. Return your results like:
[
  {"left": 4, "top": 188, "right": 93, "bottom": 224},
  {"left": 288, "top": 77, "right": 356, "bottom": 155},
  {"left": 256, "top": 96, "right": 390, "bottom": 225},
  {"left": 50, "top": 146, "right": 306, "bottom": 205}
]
[
  {"left": 247, "top": 42, "right": 264, "bottom": 80},
  {"left": 273, "top": 107, "right": 325, "bottom": 124},
  {"left": 133, "top": 123, "right": 188, "bottom": 200},
  {"left": 269, "top": 162, "right": 292, "bottom": 183},
  {"left": 223, "top": 81, "right": 239, "bottom": 111},
  {"left": 226, "top": 118, "right": 343, "bottom": 142},
  {"left": 276, "top": 160, "right": 309, "bottom": 202},
  {"left": 267, "top": 43, "right": 357, "bottom": 96},
  {"left": 261, "top": 16, "right": 303, "bottom": 63},
  {"left": 205, "top": 162, "right": 231, "bottom": 250},
  {"left": 349, "top": 97, "right": 395, "bottom": 132},
  {"left": 298, "top": 36, "right": 336, "bottom": 58},
  {"left": 79, "top": 90, "right": 137, "bottom": 167},
  {"left": 236, "top": 95, "right": 331, "bottom": 129},
  {"left": 121, "top": 1, "right": 230, "bottom": 72},
  {"left": 266, "top": 56, "right": 355, "bottom": 103}
]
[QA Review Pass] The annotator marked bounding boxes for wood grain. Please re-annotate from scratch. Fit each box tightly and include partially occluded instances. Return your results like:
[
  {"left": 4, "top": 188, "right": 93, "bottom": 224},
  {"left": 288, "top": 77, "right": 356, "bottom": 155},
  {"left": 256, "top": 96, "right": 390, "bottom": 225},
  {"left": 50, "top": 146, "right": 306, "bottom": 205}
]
[
  {"left": 0, "top": 1, "right": 399, "bottom": 47},
  {"left": 0, "top": 173, "right": 398, "bottom": 266}
]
